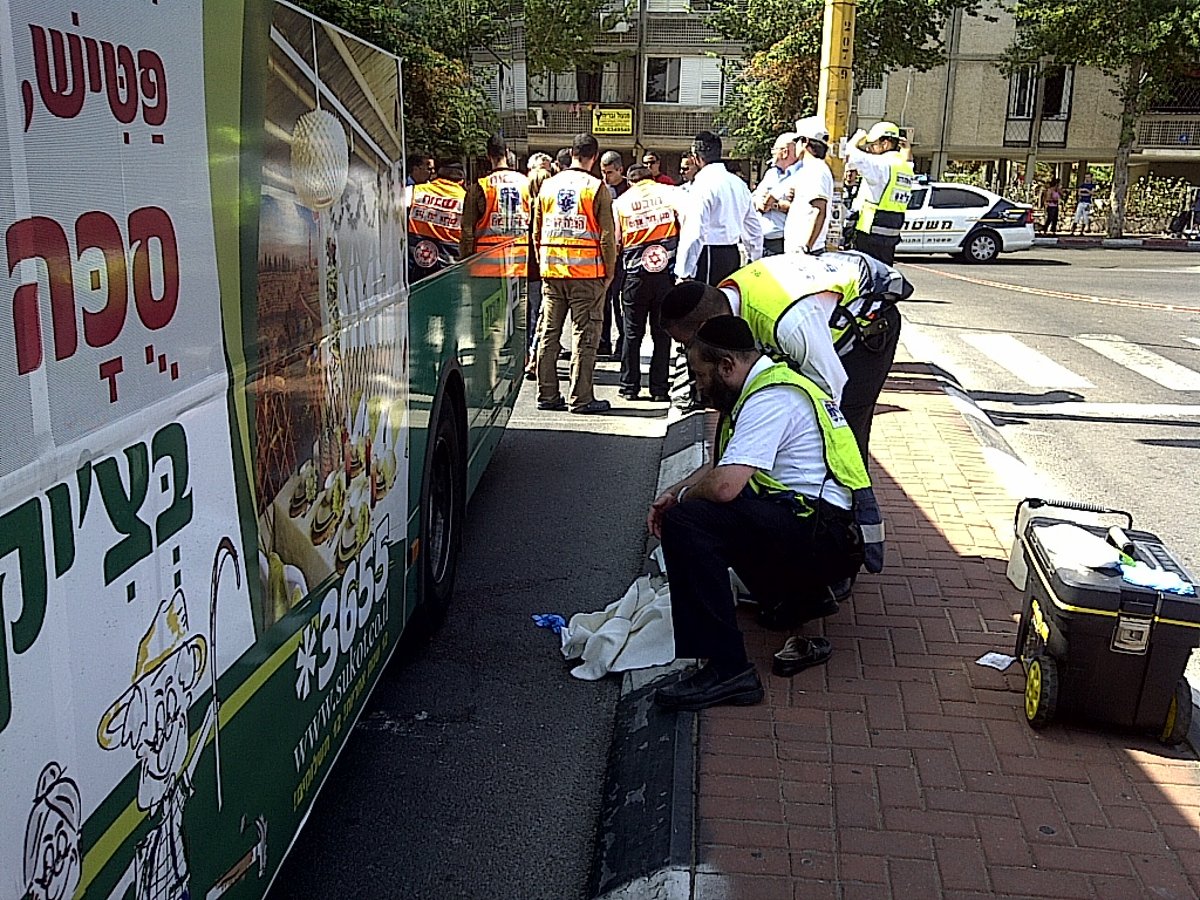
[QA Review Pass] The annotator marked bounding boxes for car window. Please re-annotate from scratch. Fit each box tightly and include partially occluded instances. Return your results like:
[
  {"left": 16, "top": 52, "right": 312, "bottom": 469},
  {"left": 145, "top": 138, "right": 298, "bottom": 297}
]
[
  {"left": 907, "top": 189, "right": 927, "bottom": 210},
  {"left": 930, "top": 187, "right": 990, "bottom": 209}
]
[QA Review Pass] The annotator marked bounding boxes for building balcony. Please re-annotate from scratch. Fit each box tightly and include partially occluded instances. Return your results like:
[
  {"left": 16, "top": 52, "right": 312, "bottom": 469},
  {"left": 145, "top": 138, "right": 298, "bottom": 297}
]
[
  {"left": 1003, "top": 117, "right": 1068, "bottom": 149},
  {"left": 643, "top": 14, "right": 742, "bottom": 52},
  {"left": 1137, "top": 114, "right": 1200, "bottom": 151},
  {"left": 528, "top": 102, "right": 637, "bottom": 137},
  {"left": 642, "top": 106, "right": 719, "bottom": 139}
]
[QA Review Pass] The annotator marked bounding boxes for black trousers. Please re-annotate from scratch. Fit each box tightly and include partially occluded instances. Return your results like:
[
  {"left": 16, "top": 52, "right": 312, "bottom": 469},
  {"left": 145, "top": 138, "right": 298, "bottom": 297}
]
[
  {"left": 697, "top": 244, "right": 740, "bottom": 286},
  {"left": 601, "top": 267, "right": 626, "bottom": 352},
  {"left": 661, "top": 489, "right": 862, "bottom": 666},
  {"left": 854, "top": 231, "right": 900, "bottom": 266},
  {"left": 762, "top": 237, "right": 785, "bottom": 257},
  {"left": 620, "top": 268, "right": 672, "bottom": 395},
  {"left": 840, "top": 303, "right": 902, "bottom": 464}
]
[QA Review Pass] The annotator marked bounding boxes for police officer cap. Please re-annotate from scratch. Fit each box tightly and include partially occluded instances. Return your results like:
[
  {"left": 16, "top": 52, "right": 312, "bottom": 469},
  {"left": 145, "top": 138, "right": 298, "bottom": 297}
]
[
  {"left": 662, "top": 280, "right": 708, "bottom": 321},
  {"left": 696, "top": 315, "right": 755, "bottom": 352}
]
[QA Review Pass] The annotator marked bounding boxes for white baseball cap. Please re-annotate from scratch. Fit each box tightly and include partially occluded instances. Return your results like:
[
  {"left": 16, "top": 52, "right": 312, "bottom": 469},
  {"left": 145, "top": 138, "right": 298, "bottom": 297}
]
[{"left": 794, "top": 116, "right": 830, "bottom": 144}]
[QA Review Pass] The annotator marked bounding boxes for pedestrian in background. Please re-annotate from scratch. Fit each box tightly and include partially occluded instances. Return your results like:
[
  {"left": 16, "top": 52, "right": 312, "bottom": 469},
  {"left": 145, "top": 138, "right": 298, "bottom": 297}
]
[
  {"left": 642, "top": 150, "right": 677, "bottom": 186},
  {"left": 600, "top": 150, "right": 631, "bottom": 359},
  {"left": 752, "top": 132, "right": 801, "bottom": 256},
  {"left": 674, "top": 130, "right": 763, "bottom": 285},
  {"left": 1041, "top": 178, "right": 1062, "bottom": 234},
  {"left": 532, "top": 133, "right": 618, "bottom": 415},
  {"left": 679, "top": 156, "right": 698, "bottom": 191},
  {"left": 461, "top": 133, "right": 530, "bottom": 279},
  {"left": 845, "top": 122, "right": 914, "bottom": 265},
  {"left": 1069, "top": 176, "right": 1094, "bottom": 235},
  {"left": 784, "top": 117, "right": 834, "bottom": 255},
  {"left": 613, "top": 163, "right": 680, "bottom": 402},
  {"left": 555, "top": 147, "right": 572, "bottom": 174}
]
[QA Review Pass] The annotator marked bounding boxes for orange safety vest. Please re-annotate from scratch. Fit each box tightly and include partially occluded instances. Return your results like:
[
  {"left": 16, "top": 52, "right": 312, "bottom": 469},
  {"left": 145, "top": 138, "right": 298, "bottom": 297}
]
[
  {"left": 613, "top": 180, "right": 679, "bottom": 274},
  {"left": 537, "top": 169, "right": 605, "bottom": 279},
  {"left": 409, "top": 178, "right": 466, "bottom": 246},
  {"left": 472, "top": 169, "right": 531, "bottom": 278}
]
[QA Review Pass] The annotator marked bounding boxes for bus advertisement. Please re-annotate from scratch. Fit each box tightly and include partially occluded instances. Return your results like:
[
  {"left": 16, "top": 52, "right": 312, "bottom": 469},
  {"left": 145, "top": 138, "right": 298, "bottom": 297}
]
[{"left": 0, "top": 1, "right": 523, "bottom": 898}]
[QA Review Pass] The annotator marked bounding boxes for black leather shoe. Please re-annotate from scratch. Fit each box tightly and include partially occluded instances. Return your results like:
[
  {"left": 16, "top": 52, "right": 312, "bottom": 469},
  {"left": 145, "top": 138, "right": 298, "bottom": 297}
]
[
  {"left": 757, "top": 588, "right": 839, "bottom": 631},
  {"left": 772, "top": 636, "right": 832, "bottom": 678},
  {"left": 537, "top": 397, "right": 567, "bottom": 411},
  {"left": 654, "top": 664, "right": 764, "bottom": 711},
  {"left": 569, "top": 399, "right": 612, "bottom": 415},
  {"left": 618, "top": 388, "right": 640, "bottom": 400},
  {"left": 650, "top": 392, "right": 670, "bottom": 403}
]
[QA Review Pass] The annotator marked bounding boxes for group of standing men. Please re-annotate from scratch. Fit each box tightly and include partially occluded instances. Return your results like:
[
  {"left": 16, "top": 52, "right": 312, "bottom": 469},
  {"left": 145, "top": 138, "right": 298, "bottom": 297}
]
[{"left": 407, "top": 126, "right": 921, "bottom": 710}]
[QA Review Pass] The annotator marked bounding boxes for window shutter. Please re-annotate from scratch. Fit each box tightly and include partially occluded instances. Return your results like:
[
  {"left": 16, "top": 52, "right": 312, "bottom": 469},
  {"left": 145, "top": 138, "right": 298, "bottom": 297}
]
[
  {"left": 698, "top": 57, "right": 722, "bottom": 105},
  {"left": 678, "top": 58, "right": 703, "bottom": 105}
]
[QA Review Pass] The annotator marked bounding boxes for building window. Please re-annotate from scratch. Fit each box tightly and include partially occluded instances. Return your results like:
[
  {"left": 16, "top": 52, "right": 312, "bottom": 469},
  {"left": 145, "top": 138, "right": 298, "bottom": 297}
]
[
  {"left": 1007, "top": 63, "right": 1072, "bottom": 120},
  {"left": 530, "top": 69, "right": 578, "bottom": 103},
  {"left": 646, "top": 57, "right": 681, "bottom": 103}
]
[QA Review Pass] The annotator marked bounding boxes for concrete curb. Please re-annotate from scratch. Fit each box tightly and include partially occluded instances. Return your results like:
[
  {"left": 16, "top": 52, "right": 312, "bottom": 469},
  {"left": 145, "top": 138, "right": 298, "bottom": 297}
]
[
  {"left": 587, "top": 408, "right": 707, "bottom": 900},
  {"left": 1033, "top": 235, "right": 1200, "bottom": 251}
]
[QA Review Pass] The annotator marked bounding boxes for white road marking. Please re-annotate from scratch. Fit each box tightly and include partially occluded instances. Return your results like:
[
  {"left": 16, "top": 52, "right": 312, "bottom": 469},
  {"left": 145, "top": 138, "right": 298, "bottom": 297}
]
[
  {"left": 1186, "top": 337, "right": 1200, "bottom": 349},
  {"left": 961, "top": 333, "right": 1093, "bottom": 388},
  {"left": 1074, "top": 334, "right": 1200, "bottom": 391},
  {"left": 975, "top": 401, "right": 1200, "bottom": 419}
]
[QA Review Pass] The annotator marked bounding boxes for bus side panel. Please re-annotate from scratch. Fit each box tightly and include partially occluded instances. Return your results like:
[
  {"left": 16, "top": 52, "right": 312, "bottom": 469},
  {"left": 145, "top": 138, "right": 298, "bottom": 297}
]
[{"left": 0, "top": 3, "right": 419, "bottom": 899}]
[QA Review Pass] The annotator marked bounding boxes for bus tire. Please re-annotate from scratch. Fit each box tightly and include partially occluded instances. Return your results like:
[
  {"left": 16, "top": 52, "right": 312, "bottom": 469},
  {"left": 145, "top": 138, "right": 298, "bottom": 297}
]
[{"left": 418, "top": 388, "right": 466, "bottom": 629}]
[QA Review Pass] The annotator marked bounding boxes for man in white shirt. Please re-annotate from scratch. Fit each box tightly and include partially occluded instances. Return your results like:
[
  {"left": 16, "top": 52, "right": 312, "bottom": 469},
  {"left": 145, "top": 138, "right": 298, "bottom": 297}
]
[
  {"left": 674, "top": 130, "right": 764, "bottom": 285},
  {"left": 784, "top": 117, "right": 834, "bottom": 255},
  {"left": 647, "top": 316, "right": 867, "bottom": 709},
  {"left": 752, "top": 133, "right": 801, "bottom": 256}
]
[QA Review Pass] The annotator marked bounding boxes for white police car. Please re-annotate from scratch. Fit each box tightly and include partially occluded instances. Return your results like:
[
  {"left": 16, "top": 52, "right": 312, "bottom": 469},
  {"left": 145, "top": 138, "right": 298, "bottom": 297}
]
[{"left": 898, "top": 181, "right": 1035, "bottom": 263}]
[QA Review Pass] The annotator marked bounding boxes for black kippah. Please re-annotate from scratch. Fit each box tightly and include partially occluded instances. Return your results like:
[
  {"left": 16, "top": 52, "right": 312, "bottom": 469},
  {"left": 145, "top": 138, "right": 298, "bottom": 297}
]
[
  {"left": 696, "top": 315, "right": 755, "bottom": 352},
  {"left": 662, "top": 280, "right": 707, "bottom": 321}
]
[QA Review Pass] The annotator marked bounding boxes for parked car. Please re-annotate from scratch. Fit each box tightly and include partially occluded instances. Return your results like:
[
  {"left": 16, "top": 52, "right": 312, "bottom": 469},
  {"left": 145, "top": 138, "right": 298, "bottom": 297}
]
[{"left": 897, "top": 181, "right": 1036, "bottom": 262}]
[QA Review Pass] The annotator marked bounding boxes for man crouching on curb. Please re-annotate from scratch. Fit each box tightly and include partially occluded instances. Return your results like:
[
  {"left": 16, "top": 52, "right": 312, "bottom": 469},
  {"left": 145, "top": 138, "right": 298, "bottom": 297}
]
[{"left": 647, "top": 316, "right": 867, "bottom": 711}]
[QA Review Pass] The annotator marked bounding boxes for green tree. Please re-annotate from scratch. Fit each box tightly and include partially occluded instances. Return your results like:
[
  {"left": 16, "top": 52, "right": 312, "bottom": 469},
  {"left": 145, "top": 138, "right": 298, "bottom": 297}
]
[
  {"left": 525, "top": 0, "right": 633, "bottom": 102},
  {"left": 298, "top": 0, "right": 505, "bottom": 157},
  {"left": 1005, "top": 0, "right": 1200, "bottom": 237},
  {"left": 712, "top": 0, "right": 985, "bottom": 158}
]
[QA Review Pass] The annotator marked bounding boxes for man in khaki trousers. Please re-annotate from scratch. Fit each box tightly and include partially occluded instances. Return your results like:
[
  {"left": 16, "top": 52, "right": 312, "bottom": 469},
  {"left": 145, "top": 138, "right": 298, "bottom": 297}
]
[{"left": 532, "top": 132, "right": 618, "bottom": 414}]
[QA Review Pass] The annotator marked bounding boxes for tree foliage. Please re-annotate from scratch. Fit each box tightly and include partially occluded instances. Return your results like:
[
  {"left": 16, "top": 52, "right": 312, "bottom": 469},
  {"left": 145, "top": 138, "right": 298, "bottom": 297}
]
[
  {"left": 712, "top": 0, "right": 986, "bottom": 158},
  {"left": 525, "top": 0, "right": 633, "bottom": 94},
  {"left": 297, "top": 0, "right": 504, "bottom": 157},
  {"left": 1004, "top": 0, "right": 1200, "bottom": 236}
]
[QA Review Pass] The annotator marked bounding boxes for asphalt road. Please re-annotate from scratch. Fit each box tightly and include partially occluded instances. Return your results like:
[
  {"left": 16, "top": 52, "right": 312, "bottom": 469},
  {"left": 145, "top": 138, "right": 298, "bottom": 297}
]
[
  {"left": 893, "top": 246, "right": 1200, "bottom": 670},
  {"left": 270, "top": 362, "right": 668, "bottom": 900}
]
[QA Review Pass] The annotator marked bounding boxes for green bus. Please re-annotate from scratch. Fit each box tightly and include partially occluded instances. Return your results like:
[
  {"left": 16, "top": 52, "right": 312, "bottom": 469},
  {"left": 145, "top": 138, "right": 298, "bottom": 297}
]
[{"left": 0, "top": 2, "right": 522, "bottom": 897}]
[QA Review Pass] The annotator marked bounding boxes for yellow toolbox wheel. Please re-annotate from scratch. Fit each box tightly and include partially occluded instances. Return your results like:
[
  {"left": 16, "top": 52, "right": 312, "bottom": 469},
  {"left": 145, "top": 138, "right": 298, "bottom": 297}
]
[
  {"left": 1160, "top": 678, "right": 1193, "bottom": 747},
  {"left": 1024, "top": 654, "right": 1059, "bottom": 729}
]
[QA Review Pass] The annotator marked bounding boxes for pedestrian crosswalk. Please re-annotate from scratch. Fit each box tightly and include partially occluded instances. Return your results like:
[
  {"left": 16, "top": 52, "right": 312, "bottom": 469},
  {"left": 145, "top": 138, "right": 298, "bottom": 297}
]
[{"left": 902, "top": 323, "right": 1200, "bottom": 400}]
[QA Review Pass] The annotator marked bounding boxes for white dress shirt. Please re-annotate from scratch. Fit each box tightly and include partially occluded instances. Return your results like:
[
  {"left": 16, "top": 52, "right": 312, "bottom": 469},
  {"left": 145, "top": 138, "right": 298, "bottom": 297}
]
[
  {"left": 718, "top": 355, "right": 852, "bottom": 509},
  {"left": 752, "top": 162, "right": 800, "bottom": 240},
  {"left": 674, "top": 162, "right": 764, "bottom": 279},
  {"left": 784, "top": 157, "right": 834, "bottom": 254}
]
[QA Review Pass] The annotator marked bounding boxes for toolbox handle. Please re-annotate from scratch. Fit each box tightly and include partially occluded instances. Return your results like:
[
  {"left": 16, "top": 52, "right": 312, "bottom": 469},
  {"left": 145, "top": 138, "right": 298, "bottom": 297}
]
[{"left": 1013, "top": 498, "right": 1133, "bottom": 533}]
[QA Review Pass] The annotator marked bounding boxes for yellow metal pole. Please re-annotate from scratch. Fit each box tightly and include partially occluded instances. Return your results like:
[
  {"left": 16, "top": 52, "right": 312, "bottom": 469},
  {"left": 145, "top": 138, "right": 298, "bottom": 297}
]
[
  {"left": 816, "top": 0, "right": 855, "bottom": 248},
  {"left": 817, "top": 0, "right": 856, "bottom": 181}
]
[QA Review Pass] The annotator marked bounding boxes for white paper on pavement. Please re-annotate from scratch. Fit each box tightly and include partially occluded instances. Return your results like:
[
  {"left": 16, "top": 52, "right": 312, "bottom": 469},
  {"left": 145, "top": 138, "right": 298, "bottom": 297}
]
[
  {"left": 976, "top": 652, "right": 1017, "bottom": 671},
  {"left": 561, "top": 575, "right": 676, "bottom": 680}
]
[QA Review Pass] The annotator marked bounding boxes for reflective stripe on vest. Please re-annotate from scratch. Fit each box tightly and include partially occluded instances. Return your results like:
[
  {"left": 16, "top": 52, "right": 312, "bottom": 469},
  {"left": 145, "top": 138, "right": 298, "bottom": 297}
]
[
  {"left": 615, "top": 181, "right": 679, "bottom": 273},
  {"left": 715, "top": 361, "right": 870, "bottom": 508},
  {"left": 474, "top": 169, "right": 531, "bottom": 278},
  {"left": 409, "top": 179, "right": 466, "bottom": 245},
  {"left": 538, "top": 169, "right": 605, "bottom": 279},
  {"left": 856, "top": 155, "right": 915, "bottom": 237}
]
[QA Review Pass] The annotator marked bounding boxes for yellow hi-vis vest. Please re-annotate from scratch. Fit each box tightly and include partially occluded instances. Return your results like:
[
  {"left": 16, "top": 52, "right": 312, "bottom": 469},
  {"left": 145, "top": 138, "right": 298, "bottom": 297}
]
[
  {"left": 856, "top": 153, "right": 915, "bottom": 237},
  {"left": 724, "top": 253, "right": 889, "bottom": 356},
  {"left": 716, "top": 361, "right": 870, "bottom": 509},
  {"left": 472, "top": 169, "right": 531, "bottom": 278},
  {"left": 537, "top": 169, "right": 605, "bottom": 279}
]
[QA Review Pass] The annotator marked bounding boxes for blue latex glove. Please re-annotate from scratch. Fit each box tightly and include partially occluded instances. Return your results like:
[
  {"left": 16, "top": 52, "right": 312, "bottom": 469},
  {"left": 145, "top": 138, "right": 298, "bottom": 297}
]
[
  {"left": 1120, "top": 562, "right": 1196, "bottom": 596},
  {"left": 532, "top": 613, "right": 567, "bottom": 634}
]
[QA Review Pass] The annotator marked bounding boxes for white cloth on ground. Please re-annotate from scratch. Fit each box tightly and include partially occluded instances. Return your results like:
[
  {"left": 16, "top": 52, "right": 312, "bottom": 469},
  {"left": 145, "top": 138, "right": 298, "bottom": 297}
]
[{"left": 560, "top": 574, "right": 676, "bottom": 680}]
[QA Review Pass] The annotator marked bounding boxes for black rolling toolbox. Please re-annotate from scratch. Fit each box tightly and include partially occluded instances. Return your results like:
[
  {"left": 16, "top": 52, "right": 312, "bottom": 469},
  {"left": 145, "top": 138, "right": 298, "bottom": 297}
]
[{"left": 1013, "top": 499, "right": 1200, "bottom": 745}]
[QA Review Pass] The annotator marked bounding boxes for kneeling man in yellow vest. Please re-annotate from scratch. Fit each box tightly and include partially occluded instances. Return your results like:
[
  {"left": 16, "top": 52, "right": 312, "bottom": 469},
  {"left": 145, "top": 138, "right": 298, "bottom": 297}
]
[{"left": 647, "top": 316, "right": 870, "bottom": 711}]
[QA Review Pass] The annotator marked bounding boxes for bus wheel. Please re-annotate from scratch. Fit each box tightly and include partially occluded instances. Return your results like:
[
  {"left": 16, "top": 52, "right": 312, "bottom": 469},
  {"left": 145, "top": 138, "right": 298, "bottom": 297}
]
[{"left": 420, "top": 398, "right": 465, "bottom": 627}]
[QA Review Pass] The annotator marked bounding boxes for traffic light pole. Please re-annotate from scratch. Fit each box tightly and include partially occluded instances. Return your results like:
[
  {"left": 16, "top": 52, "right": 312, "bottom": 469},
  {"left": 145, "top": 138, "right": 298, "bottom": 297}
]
[{"left": 817, "top": 0, "right": 856, "bottom": 247}]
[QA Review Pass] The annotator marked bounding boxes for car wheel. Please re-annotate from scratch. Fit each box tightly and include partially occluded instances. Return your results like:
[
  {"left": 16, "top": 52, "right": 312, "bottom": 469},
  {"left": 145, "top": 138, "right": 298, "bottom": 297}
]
[
  {"left": 419, "top": 391, "right": 465, "bottom": 628},
  {"left": 961, "top": 229, "right": 1000, "bottom": 263}
]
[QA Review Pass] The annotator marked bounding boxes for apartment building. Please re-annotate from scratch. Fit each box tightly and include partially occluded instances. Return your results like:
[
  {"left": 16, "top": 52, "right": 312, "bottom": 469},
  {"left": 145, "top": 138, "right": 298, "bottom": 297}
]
[
  {"left": 473, "top": 0, "right": 745, "bottom": 176},
  {"left": 858, "top": 3, "right": 1200, "bottom": 187}
]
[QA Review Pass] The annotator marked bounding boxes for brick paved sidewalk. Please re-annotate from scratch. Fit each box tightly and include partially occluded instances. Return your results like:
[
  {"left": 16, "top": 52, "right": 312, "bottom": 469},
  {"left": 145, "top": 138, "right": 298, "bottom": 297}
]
[{"left": 691, "top": 351, "right": 1200, "bottom": 900}]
